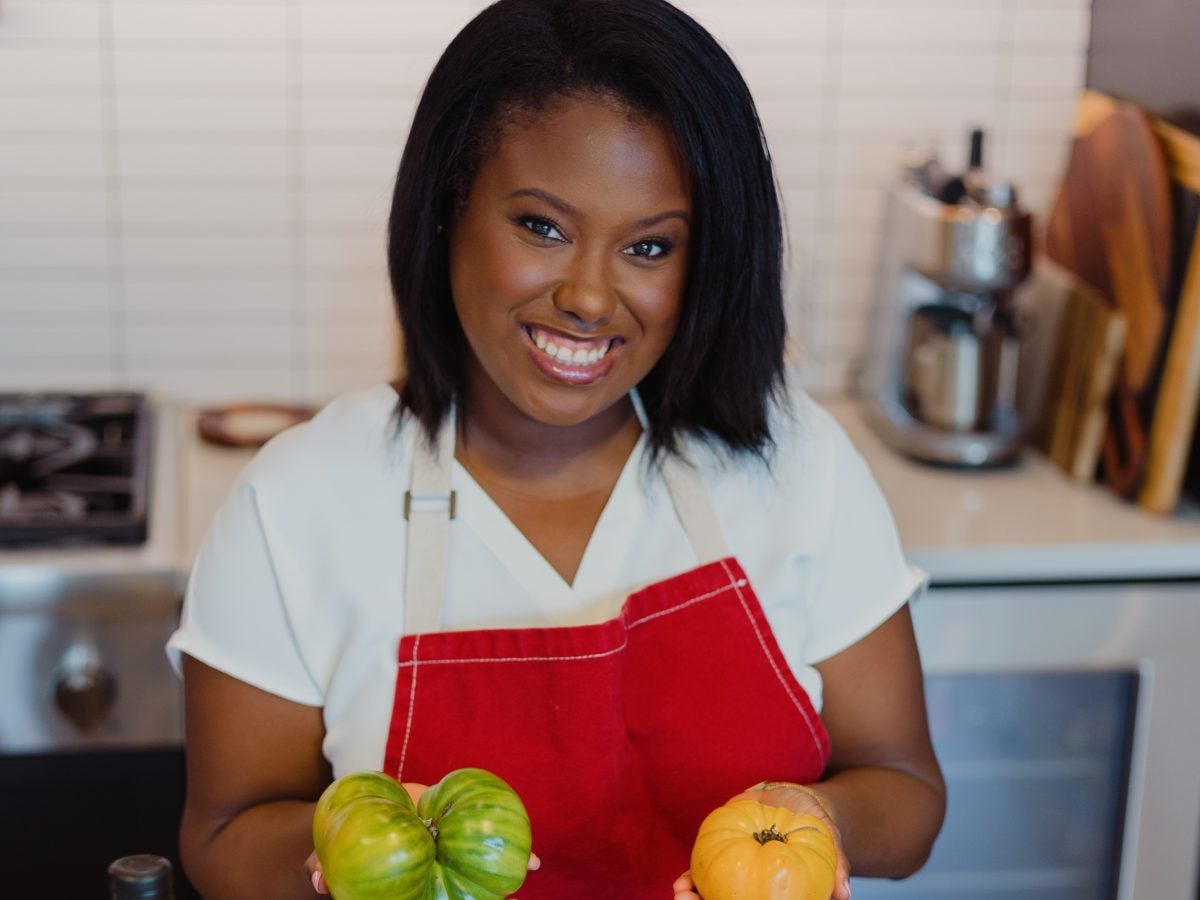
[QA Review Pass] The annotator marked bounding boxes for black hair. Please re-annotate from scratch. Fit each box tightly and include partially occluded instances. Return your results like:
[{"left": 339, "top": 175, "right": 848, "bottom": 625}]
[{"left": 388, "top": 0, "right": 787, "bottom": 458}]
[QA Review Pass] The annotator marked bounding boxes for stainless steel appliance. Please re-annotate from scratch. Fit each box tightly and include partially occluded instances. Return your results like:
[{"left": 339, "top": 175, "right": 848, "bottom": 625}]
[
  {"left": 858, "top": 132, "right": 1033, "bottom": 466},
  {"left": 0, "top": 393, "right": 196, "bottom": 897}
]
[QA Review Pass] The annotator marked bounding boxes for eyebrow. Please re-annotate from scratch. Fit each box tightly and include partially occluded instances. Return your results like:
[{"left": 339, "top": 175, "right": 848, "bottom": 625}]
[{"left": 503, "top": 187, "right": 689, "bottom": 229}]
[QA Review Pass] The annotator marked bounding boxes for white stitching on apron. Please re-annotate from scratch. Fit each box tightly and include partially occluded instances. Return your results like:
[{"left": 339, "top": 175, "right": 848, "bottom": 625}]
[
  {"left": 720, "top": 558, "right": 828, "bottom": 767},
  {"left": 395, "top": 577, "right": 742, "bottom": 669}
]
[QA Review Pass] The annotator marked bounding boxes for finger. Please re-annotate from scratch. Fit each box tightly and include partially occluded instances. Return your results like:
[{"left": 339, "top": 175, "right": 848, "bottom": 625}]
[
  {"left": 527, "top": 852, "right": 541, "bottom": 871},
  {"left": 671, "top": 871, "right": 693, "bottom": 892},
  {"left": 402, "top": 782, "right": 430, "bottom": 805},
  {"left": 311, "top": 869, "right": 328, "bottom": 894}
]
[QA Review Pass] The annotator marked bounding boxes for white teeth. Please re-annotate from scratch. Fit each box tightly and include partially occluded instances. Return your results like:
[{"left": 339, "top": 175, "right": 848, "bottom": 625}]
[{"left": 529, "top": 327, "right": 614, "bottom": 367}]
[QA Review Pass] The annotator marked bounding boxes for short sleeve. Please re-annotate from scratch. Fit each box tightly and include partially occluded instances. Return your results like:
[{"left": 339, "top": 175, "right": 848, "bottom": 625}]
[
  {"left": 802, "top": 412, "right": 927, "bottom": 664},
  {"left": 166, "top": 475, "right": 324, "bottom": 707}
]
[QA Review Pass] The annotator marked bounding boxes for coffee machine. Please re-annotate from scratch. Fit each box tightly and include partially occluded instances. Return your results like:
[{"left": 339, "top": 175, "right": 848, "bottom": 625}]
[{"left": 858, "top": 130, "right": 1033, "bottom": 467}]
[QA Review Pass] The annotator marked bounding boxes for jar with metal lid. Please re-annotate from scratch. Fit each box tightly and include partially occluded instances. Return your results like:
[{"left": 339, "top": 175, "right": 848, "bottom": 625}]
[{"left": 108, "top": 854, "right": 175, "bottom": 900}]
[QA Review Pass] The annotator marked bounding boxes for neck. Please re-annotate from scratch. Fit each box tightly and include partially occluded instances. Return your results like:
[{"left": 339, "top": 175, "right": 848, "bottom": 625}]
[{"left": 457, "top": 367, "right": 640, "bottom": 483}]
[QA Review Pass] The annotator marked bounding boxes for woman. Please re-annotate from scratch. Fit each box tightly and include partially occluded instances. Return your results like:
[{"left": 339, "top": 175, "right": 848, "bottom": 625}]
[{"left": 170, "top": 1, "right": 946, "bottom": 897}]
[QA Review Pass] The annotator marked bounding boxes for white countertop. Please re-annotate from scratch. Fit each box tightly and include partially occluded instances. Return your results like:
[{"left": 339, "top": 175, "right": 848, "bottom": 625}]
[
  {"left": 823, "top": 400, "right": 1200, "bottom": 584},
  {"left": 27, "top": 399, "right": 1189, "bottom": 590}
]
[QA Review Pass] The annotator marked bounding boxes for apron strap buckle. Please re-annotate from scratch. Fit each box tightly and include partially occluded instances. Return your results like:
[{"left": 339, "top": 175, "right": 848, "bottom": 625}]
[{"left": 404, "top": 490, "right": 457, "bottom": 520}]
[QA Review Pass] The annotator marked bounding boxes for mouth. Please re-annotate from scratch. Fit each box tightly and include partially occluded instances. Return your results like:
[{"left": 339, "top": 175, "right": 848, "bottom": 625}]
[{"left": 523, "top": 324, "right": 622, "bottom": 384}]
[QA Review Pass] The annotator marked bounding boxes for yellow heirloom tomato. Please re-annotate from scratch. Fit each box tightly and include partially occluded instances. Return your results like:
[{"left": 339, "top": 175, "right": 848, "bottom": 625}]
[{"left": 690, "top": 799, "right": 837, "bottom": 900}]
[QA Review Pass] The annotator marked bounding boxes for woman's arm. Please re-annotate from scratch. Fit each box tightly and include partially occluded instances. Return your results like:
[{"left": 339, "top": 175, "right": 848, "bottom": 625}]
[
  {"left": 179, "top": 654, "right": 331, "bottom": 899},
  {"left": 807, "top": 600, "right": 946, "bottom": 876}
]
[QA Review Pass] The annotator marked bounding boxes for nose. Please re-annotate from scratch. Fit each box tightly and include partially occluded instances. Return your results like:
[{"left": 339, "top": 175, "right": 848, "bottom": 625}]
[{"left": 552, "top": 247, "right": 617, "bottom": 327}]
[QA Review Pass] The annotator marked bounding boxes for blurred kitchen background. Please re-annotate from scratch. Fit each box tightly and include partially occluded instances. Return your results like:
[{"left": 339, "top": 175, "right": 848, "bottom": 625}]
[
  {"left": 5, "top": 2, "right": 1200, "bottom": 899},
  {"left": 1, "top": 0, "right": 1092, "bottom": 402}
]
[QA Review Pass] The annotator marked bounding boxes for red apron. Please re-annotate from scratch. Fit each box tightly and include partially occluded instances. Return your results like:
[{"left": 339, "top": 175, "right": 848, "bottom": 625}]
[{"left": 382, "top": 411, "right": 830, "bottom": 896}]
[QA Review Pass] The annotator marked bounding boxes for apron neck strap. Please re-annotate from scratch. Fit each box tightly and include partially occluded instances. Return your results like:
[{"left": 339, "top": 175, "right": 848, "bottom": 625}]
[{"left": 403, "top": 401, "right": 729, "bottom": 634}]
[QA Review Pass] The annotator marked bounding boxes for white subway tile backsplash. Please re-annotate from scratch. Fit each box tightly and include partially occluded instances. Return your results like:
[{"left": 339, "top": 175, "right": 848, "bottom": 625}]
[
  {"left": 300, "top": 95, "right": 418, "bottom": 139},
  {"left": 121, "top": 278, "right": 295, "bottom": 314},
  {"left": 116, "top": 95, "right": 288, "bottom": 135},
  {"left": 0, "top": 0, "right": 1090, "bottom": 403},
  {"left": 1013, "top": 6, "right": 1091, "bottom": 49},
  {"left": 112, "top": 49, "right": 288, "bottom": 88},
  {"left": 304, "top": 276, "right": 394, "bottom": 316},
  {"left": 0, "top": 49, "right": 102, "bottom": 87},
  {"left": 837, "top": 50, "right": 1003, "bottom": 90},
  {"left": 834, "top": 90, "right": 999, "bottom": 135},
  {"left": 110, "top": 3, "right": 288, "bottom": 44},
  {"left": 304, "top": 188, "right": 391, "bottom": 229},
  {"left": 119, "top": 186, "right": 291, "bottom": 225},
  {"left": 300, "top": 231, "right": 386, "bottom": 275},
  {"left": 299, "top": 2, "right": 472, "bottom": 45},
  {"left": 0, "top": 281, "right": 111, "bottom": 316},
  {"left": 1007, "top": 51, "right": 1088, "bottom": 93},
  {"left": 121, "top": 362, "right": 296, "bottom": 404},
  {"left": 124, "top": 318, "right": 292, "bottom": 358},
  {"left": 0, "top": 95, "right": 104, "bottom": 134},
  {"left": 121, "top": 233, "right": 291, "bottom": 270},
  {"left": 1003, "top": 93, "right": 1082, "bottom": 136},
  {"left": 839, "top": 6, "right": 1005, "bottom": 47},
  {"left": 0, "top": 321, "right": 114, "bottom": 360},
  {"left": 0, "top": 359, "right": 117, "bottom": 394},
  {"left": 117, "top": 142, "right": 289, "bottom": 182},
  {"left": 299, "top": 50, "right": 438, "bottom": 90},
  {"left": 301, "top": 144, "right": 402, "bottom": 185},
  {"left": 675, "top": 4, "right": 829, "bottom": 46},
  {"left": 0, "top": 3, "right": 102, "bottom": 41},
  {"left": 0, "top": 189, "right": 108, "bottom": 225}
]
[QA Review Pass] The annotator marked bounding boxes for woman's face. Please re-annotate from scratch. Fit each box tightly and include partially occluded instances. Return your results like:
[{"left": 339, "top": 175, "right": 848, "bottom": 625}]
[{"left": 449, "top": 94, "right": 691, "bottom": 430}]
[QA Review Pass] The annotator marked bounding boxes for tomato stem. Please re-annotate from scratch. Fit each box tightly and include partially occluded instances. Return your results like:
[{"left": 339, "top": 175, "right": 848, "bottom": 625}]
[
  {"left": 753, "top": 825, "right": 788, "bottom": 845},
  {"left": 422, "top": 817, "right": 440, "bottom": 841}
]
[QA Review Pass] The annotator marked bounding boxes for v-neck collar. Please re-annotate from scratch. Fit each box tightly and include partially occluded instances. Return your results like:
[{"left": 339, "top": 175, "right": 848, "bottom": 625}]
[{"left": 450, "top": 429, "right": 648, "bottom": 620}]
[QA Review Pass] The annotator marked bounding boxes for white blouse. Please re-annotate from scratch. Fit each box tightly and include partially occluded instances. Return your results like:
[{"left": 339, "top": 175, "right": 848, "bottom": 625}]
[{"left": 168, "top": 380, "right": 925, "bottom": 777}]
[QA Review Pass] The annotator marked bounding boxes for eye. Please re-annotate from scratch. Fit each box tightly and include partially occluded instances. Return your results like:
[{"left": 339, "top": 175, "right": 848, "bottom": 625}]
[
  {"left": 516, "top": 216, "right": 567, "bottom": 242},
  {"left": 623, "top": 238, "right": 672, "bottom": 260}
]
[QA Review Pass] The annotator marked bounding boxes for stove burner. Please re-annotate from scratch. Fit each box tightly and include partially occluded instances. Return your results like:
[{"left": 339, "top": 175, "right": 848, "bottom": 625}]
[
  {"left": 0, "top": 392, "right": 151, "bottom": 547},
  {"left": 0, "top": 419, "right": 98, "bottom": 480},
  {"left": 0, "top": 484, "right": 88, "bottom": 519}
]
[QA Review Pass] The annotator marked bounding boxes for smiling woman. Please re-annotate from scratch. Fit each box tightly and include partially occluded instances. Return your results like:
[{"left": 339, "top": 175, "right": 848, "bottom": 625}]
[
  {"left": 450, "top": 95, "right": 690, "bottom": 429},
  {"left": 168, "top": 2, "right": 945, "bottom": 898}
]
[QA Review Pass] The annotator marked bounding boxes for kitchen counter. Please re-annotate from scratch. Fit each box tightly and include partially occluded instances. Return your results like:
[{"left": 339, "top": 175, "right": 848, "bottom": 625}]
[
  {"left": 175, "top": 400, "right": 1200, "bottom": 587},
  {"left": 824, "top": 400, "right": 1200, "bottom": 584}
]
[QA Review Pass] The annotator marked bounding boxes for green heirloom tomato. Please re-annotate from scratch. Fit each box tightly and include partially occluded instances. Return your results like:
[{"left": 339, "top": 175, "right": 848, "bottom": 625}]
[
  {"left": 313, "top": 768, "right": 532, "bottom": 900},
  {"left": 317, "top": 796, "right": 436, "bottom": 900},
  {"left": 418, "top": 768, "right": 532, "bottom": 899},
  {"left": 313, "top": 771, "right": 415, "bottom": 843}
]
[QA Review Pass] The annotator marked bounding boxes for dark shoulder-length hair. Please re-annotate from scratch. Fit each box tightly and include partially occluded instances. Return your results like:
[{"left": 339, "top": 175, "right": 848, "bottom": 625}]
[{"left": 388, "top": 0, "right": 787, "bottom": 458}]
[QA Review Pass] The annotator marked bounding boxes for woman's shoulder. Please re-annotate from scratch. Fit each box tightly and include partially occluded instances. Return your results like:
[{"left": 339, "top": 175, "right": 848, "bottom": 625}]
[{"left": 238, "top": 383, "right": 410, "bottom": 495}]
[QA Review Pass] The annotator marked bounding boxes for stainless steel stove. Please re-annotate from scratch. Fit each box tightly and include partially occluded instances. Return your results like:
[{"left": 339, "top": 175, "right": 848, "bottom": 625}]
[
  {"left": 0, "top": 391, "right": 152, "bottom": 547},
  {"left": 0, "top": 392, "right": 197, "bottom": 896}
]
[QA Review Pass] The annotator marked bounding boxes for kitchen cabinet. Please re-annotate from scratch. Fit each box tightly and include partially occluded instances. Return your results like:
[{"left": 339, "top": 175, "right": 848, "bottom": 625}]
[{"left": 826, "top": 401, "right": 1200, "bottom": 899}]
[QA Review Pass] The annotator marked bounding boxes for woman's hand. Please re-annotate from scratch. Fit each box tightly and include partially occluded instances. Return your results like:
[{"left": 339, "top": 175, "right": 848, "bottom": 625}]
[
  {"left": 306, "top": 780, "right": 541, "bottom": 895},
  {"left": 672, "top": 781, "right": 851, "bottom": 900}
]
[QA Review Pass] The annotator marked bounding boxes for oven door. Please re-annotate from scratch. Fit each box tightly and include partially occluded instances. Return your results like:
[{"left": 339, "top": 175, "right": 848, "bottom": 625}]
[
  {"left": 0, "top": 570, "right": 198, "bottom": 897},
  {"left": 851, "top": 580, "right": 1200, "bottom": 900}
]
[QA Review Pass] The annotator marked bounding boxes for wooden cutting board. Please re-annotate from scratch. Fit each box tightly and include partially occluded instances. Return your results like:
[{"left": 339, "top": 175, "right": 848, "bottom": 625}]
[
  {"left": 1044, "top": 98, "right": 1174, "bottom": 497},
  {"left": 1037, "top": 268, "right": 1128, "bottom": 483},
  {"left": 1141, "top": 190, "right": 1200, "bottom": 512}
]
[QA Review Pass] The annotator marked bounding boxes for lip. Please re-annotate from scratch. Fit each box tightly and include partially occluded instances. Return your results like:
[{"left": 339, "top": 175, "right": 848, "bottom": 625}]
[{"left": 522, "top": 324, "right": 622, "bottom": 385}]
